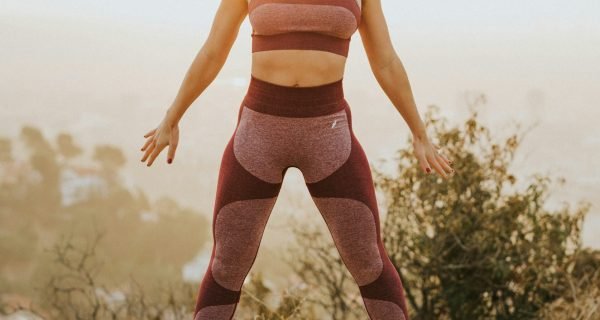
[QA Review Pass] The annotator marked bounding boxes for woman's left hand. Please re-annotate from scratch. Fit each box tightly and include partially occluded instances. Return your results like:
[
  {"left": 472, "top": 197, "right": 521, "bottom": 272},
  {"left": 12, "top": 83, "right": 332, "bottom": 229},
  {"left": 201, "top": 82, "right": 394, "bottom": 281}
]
[{"left": 412, "top": 135, "right": 454, "bottom": 179}]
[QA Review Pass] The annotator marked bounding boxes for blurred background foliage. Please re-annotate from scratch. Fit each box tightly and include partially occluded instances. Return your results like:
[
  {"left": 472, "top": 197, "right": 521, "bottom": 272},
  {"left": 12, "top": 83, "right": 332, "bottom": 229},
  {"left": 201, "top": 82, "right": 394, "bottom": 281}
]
[
  {"left": 374, "top": 97, "right": 596, "bottom": 319},
  {"left": 0, "top": 124, "right": 210, "bottom": 318}
]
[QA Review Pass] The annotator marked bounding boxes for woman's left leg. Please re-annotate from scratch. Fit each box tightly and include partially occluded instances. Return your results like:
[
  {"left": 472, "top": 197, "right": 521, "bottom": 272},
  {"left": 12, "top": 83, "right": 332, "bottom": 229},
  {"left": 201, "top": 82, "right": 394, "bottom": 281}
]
[{"left": 301, "top": 102, "right": 410, "bottom": 320}]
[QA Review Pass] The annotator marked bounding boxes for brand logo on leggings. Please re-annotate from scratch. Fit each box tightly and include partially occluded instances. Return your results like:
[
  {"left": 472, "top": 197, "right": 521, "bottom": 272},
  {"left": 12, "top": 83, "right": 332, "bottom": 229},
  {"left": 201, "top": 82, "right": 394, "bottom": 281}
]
[{"left": 331, "top": 120, "right": 338, "bottom": 128}]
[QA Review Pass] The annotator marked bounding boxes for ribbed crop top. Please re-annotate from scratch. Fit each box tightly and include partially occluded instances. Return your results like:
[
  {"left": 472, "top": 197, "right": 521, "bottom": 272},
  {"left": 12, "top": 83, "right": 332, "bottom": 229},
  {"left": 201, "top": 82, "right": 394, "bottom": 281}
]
[{"left": 248, "top": 0, "right": 362, "bottom": 57}]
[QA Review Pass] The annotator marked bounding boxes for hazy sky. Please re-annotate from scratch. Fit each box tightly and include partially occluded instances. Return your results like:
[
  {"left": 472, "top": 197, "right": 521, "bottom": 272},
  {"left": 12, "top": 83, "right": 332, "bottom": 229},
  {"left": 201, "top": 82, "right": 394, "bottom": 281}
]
[
  {"left": 1, "top": 1, "right": 599, "bottom": 247},
  {"left": 4, "top": 0, "right": 600, "bottom": 34}
]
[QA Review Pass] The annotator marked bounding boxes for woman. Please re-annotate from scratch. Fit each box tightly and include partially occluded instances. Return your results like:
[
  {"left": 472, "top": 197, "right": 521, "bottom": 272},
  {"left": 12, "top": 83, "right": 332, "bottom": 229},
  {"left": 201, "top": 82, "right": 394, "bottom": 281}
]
[{"left": 140, "top": 0, "right": 454, "bottom": 319}]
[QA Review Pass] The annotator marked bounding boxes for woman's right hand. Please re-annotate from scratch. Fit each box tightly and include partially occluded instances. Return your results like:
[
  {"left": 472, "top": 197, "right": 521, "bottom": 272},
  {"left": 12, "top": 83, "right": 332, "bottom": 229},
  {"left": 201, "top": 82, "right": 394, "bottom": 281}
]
[{"left": 140, "top": 115, "right": 180, "bottom": 167}]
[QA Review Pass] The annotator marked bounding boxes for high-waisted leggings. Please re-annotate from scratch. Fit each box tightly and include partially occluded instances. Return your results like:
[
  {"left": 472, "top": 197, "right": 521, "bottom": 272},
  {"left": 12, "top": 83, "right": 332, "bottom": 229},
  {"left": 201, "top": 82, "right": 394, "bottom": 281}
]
[{"left": 193, "top": 75, "right": 409, "bottom": 320}]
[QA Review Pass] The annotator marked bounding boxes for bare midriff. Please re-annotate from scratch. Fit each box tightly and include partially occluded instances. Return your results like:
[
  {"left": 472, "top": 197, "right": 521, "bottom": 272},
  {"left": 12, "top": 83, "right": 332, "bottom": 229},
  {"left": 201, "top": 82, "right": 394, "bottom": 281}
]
[{"left": 251, "top": 49, "right": 347, "bottom": 88}]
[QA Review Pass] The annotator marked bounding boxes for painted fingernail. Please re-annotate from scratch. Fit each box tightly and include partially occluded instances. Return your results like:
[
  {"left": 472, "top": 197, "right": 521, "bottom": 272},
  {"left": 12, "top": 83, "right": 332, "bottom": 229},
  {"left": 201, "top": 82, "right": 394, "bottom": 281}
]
[
  {"left": 426, "top": 167, "right": 431, "bottom": 173},
  {"left": 168, "top": 158, "right": 172, "bottom": 164}
]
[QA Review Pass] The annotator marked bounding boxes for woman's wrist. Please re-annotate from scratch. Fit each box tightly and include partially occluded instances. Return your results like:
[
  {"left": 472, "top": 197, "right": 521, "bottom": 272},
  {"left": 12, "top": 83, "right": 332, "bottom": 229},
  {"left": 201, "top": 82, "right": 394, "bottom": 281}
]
[
  {"left": 411, "top": 127, "right": 429, "bottom": 143},
  {"left": 165, "top": 108, "right": 180, "bottom": 128}
]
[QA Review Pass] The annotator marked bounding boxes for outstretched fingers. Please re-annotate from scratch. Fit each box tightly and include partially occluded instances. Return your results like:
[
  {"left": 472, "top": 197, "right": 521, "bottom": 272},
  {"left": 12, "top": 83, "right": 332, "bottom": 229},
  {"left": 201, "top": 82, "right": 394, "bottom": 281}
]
[
  {"left": 140, "top": 125, "right": 178, "bottom": 166},
  {"left": 141, "top": 136, "right": 154, "bottom": 152},
  {"left": 436, "top": 152, "right": 454, "bottom": 174},
  {"left": 166, "top": 128, "right": 179, "bottom": 164},
  {"left": 144, "top": 128, "right": 157, "bottom": 138},
  {"left": 433, "top": 143, "right": 454, "bottom": 175},
  {"left": 146, "top": 142, "right": 167, "bottom": 166},
  {"left": 415, "top": 149, "right": 432, "bottom": 174},
  {"left": 427, "top": 153, "right": 448, "bottom": 179},
  {"left": 141, "top": 140, "right": 156, "bottom": 163},
  {"left": 416, "top": 142, "right": 455, "bottom": 178}
]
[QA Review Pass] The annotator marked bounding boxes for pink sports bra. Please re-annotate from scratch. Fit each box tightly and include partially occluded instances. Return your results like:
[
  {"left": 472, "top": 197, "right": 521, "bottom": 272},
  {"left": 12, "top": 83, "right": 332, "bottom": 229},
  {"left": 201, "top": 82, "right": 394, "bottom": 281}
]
[{"left": 248, "top": 0, "right": 362, "bottom": 57}]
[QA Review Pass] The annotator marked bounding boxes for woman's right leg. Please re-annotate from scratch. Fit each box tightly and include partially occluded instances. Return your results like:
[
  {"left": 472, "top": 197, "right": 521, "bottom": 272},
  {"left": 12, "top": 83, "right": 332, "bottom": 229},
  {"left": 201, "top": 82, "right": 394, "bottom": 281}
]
[{"left": 192, "top": 103, "right": 287, "bottom": 320}]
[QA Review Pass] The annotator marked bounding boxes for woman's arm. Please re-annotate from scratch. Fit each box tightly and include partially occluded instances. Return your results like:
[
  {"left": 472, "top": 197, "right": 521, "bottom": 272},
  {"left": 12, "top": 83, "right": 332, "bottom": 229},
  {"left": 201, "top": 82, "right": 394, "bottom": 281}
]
[
  {"left": 164, "top": 0, "right": 248, "bottom": 128},
  {"left": 140, "top": 0, "right": 247, "bottom": 167},
  {"left": 358, "top": 0, "right": 424, "bottom": 139},
  {"left": 358, "top": 0, "right": 454, "bottom": 178}
]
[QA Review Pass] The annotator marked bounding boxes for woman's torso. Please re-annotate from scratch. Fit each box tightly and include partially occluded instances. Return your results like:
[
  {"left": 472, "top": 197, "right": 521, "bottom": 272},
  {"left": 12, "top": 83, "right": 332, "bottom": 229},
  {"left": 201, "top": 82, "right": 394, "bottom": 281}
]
[{"left": 247, "top": 0, "right": 362, "bottom": 87}]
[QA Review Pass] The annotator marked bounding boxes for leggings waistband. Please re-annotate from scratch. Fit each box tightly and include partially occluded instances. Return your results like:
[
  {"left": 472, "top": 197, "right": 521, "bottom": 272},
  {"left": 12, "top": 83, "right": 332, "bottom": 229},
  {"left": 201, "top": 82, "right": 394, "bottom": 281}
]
[{"left": 241, "top": 74, "right": 347, "bottom": 117}]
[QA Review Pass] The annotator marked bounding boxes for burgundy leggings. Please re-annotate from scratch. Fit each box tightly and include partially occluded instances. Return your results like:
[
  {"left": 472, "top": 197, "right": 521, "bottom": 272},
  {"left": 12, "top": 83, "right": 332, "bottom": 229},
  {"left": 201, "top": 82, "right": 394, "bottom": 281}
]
[{"left": 193, "top": 75, "right": 409, "bottom": 320}]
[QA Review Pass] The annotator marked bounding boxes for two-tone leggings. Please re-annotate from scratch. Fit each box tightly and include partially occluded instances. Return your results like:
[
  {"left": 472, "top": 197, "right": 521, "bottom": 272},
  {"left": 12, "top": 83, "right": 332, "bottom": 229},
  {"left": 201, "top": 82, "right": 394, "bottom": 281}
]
[{"left": 193, "top": 75, "right": 409, "bottom": 320}]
